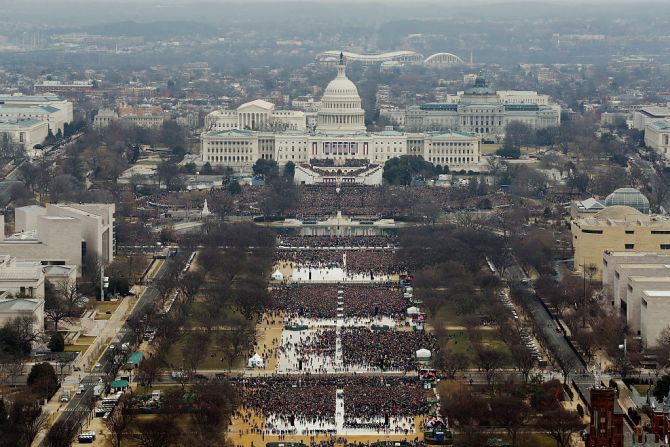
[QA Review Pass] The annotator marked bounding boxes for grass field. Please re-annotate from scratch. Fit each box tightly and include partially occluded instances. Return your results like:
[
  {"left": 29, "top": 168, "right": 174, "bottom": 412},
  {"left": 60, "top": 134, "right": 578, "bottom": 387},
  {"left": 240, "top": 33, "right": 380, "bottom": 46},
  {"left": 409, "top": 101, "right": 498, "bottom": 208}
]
[
  {"left": 634, "top": 384, "right": 652, "bottom": 396},
  {"left": 434, "top": 301, "right": 467, "bottom": 327},
  {"left": 481, "top": 143, "right": 501, "bottom": 155},
  {"left": 93, "top": 301, "right": 121, "bottom": 313},
  {"left": 443, "top": 329, "right": 514, "bottom": 368},
  {"left": 481, "top": 143, "right": 541, "bottom": 157},
  {"left": 164, "top": 331, "right": 245, "bottom": 371},
  {"left": 183, "top": 302, "right": 248, "bottom": 329},
  {"left": 480, "top": 331, "right": 514, "bottom": 365},
  {"left": 75, "top": 336, "right": 96, "bottom": 344}
]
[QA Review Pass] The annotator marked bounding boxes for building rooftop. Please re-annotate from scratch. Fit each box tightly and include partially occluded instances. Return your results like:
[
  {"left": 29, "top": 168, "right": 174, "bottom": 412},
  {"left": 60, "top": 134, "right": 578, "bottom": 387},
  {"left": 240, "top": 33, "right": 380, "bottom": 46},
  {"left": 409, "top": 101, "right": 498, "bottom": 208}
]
[
  {"left": 426, "top": 130, "right": 477, "bottom": 139},
  {"left": 0, "top": 269, "right": 42, "bottom": 281},
  {"left": 0, "top": 94, "right": 65, "bottom": 103},
  {"left": 604, "top": 187, "right": 650, "bottom": 213},
  {"left": 0, "top": 298, "right": 42, "bottom": 312},
  {"left": 4, "top": 230, "right": 38, "bottom": 241},
  {"left": 576, "top": 197, "right": 606, "bottom": 211},
  {"left": 42, "top": 265, "right": 76, "bottom": 277},
  {"left": 639, "top": 107, "right": 670, "bottom": 118},
  {"left": 237, "top": 99, "right": 275, "bottom": 111},
  {"left": 648, "top": 119, "right": 670, "bottom": 131},
  {"left": 463, "top": 77, "right": 497, "bottom": 95},
  {"left": 205, "top": 129, "right": 257, "bottom": 137},
  {"left": 629, "top": 276, "right": 670, "bottom": 281},
  {"left": 0, "top": 118, "right": 45, "bottom": 129},
  {"left": 418, "top": 103, "right": 458, "bottom": 111},
  {"left": 643, "top": 290, "right": 670, "bottom": 298},
  {"left": 0, "top": 104, "right": 61, "bottom": 114},
  {"left": 619, "top": 263, "right": 670, "bottom": 270}
]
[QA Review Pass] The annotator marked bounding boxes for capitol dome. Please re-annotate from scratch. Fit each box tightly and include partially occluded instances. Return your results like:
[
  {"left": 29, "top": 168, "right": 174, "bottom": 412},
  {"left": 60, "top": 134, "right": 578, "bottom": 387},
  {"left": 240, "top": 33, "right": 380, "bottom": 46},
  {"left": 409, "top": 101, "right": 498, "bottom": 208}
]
[
  {"left": 317, "top": 52, "right": 366, "bottom": 132},
  {"left": 323, "top": 73, "right": 360, "bottom": 97},
  {"left": 604, "top": 188, "right": 650, "bottom": 214}
]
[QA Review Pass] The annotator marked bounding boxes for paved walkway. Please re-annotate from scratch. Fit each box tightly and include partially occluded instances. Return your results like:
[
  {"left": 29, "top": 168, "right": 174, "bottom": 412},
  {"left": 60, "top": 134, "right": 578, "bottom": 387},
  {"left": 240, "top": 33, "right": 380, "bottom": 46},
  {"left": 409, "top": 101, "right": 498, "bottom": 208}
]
[{"left": 32, "top": 273, "right": 155, "bottom": 447}]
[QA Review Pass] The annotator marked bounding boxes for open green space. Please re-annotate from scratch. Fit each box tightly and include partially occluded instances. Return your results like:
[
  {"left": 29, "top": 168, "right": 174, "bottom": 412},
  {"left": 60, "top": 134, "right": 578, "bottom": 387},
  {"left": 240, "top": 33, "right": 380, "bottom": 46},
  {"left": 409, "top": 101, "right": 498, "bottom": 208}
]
[
  {"left": 434, "top": 301, "right": 467, "bottom": 327},
  {"left": 164, "top": 330, "right": 245, "bottom": 371},
  {"left": 480, "top": 331, "right": 514, "bottom": 365},
  {"left": 634, "top": 384, "right": 652, "bottom": 396},
  {"left": 442, "top": 329, "right": 514, "bottom": 368},
  {"left": 183, "top": 301, "right": 249, "bottom": 329},
  {"left": 93, "top": 301, "right": 121, "bottom": 313},
  {"left": 75, "top": 336, "right": 96, "bottom": 344},
  {"left": 481, "top": 143, "right": 501, "bottom": 155}
]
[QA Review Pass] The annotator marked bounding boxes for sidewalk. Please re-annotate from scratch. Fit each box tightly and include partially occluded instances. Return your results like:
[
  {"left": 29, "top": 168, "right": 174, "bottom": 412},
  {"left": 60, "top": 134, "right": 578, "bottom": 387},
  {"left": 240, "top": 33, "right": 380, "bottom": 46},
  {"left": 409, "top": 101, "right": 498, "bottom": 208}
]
[{"left": 31, "top": 285, "right": 146, "bottom": 447}]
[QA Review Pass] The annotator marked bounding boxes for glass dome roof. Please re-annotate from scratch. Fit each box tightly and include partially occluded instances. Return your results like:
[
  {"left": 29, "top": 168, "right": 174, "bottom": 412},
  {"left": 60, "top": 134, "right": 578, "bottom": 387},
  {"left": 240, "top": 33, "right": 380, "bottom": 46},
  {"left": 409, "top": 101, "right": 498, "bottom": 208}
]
[{"left": 604, "top": 188, "right": 650, "bottom": 214}]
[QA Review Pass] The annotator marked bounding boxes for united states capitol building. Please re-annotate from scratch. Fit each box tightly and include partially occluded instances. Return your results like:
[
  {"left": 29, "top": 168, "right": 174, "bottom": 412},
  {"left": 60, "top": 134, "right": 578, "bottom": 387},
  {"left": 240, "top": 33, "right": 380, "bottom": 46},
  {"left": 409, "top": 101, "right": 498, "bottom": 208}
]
[{"left": 202, "top": 55, "right": 547, "bottom": 184}]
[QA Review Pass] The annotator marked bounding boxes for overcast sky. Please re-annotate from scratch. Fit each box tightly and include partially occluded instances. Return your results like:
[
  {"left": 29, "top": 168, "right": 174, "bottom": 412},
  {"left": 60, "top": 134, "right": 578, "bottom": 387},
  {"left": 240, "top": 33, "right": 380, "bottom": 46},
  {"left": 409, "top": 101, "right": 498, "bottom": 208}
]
[{"left": 0, "top": 0, "right": 660, "bottom": 3}]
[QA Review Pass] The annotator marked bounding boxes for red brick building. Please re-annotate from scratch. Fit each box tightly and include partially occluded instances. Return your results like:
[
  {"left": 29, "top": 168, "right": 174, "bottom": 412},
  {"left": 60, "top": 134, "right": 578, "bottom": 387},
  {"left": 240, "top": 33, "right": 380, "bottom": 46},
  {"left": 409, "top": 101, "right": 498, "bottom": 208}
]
[
  {"left": 651, "top": 392, "right": 670, "bottom": 444},
  {"left": 587, "top": 387, "right": 625, "bottom": 447}
]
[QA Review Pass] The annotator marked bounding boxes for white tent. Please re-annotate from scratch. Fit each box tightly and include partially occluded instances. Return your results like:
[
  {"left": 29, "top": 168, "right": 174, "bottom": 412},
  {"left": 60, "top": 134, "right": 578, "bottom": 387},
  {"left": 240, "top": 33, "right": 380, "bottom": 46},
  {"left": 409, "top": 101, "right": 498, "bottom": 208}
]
[
  {"left": 248, "top": 353, "right": 264, "bottom": 368},
  {"left": 416, "top": 348, "right": 432, "bottom": 360},
  {"left": 406, "top": 306, "right": 420, "bottom": 315},
  {"left": 271, "top": 270, "right": 284, "bottom": 281}
]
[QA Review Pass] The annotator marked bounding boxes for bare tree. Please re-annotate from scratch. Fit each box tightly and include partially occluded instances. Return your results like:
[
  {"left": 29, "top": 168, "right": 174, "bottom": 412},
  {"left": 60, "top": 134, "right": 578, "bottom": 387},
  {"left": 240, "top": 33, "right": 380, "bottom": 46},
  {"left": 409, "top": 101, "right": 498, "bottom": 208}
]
[
  {"left": 10, "top": 395, "right": 49, "bottom": 446},
  {"left": 137, "top": 356, "right": 163, "bottom": 391},
  {"left": 178, "top": 271, "right": 204, "bottom": 305},
  {"left": 103, "top": 393, "right": 137, "bottom": 447},
  {"left": 539, "top": 407, "right": 585, "bottom": 447},
  {"left": 132, "top": 415, "right": 181, "bottom": 447},
  {"left": 219, "top": 316, "right": 256, "bottom": 371},
  {"left": 490, "top": 395, "right": 532, "bottom": 447},
  {"left": 654, "top": 325, "right": 670, "bottom": 367},
  {"left": 511, "top": 344, "right": 535, "bottom": 383},
  {"left": 433, "top": 347, "right": 469, "bottom": 379},
  {"left": 44, "top": 279, "right": 85, "bottom": 331},
  {"left": 183, "top": 332, "right": 209, "bottom": 376},
  {"left": 475, "top": 345, "right": 504, "bottom": 386},
  {"left": 189, "top": 379, "right": 239, "bottom": 438},
  {"left": 558, "top": 352, "right": 576, "bottom": 384},
  {"left": 45, "top": 418, "right": 79, "bottom": 447}
]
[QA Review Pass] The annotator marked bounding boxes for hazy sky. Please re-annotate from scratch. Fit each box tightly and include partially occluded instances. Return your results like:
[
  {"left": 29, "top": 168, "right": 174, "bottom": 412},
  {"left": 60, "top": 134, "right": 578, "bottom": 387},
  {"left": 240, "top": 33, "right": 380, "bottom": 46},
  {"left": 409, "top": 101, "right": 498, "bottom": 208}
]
[{"left": 1, "top": 0, "right": 660, "bottom": 3}]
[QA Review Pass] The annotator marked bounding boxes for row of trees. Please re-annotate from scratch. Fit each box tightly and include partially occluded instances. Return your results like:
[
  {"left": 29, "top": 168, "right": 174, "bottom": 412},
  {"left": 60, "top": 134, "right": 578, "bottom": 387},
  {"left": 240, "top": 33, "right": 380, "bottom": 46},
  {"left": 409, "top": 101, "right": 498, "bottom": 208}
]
[
  {"left": 115, "top": 224, "right": 274, "bottom": 445},
  {"left": 382, "top": 155, "right": 450, "bottom": 185},
  {"left": 441, "top": 379, "right": 584, "bottom": 447},
  {"left": 100, "top": 379, "right": 238, "bottom": 447}
]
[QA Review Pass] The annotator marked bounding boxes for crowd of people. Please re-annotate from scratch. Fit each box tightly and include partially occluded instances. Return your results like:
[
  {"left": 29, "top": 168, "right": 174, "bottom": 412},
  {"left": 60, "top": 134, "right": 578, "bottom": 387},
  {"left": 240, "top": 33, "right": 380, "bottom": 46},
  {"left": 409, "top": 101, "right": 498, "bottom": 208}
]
[
  {"left": 291, "top": 330, "right": 337, "bottom": 358},
  {"left": 275, "top": 250, "right": 343, "bottom": 269},
  {"left": 341, "top": 328, "right": 437, "bottom": 371},
  {"left": 270, "top": 285, "right": 340, "bottom": 318},
  {"left": 343, "top": 377, "right": 430, "bottom": 421},
  {"left": 274, "top": 249, "right": 406, "bottom": 275},
  {"left": 192, "top": 184, "right": 512, "bottom": 219},
  {"left": 270, "top": 285, "right": 409, "bottom": 320},
  {"left": 234, "top": 376, "right": 336, "bottom": 422},
  {"left": 278, "top": 235, "right": 397, "bottom": 248},
  {"left": 345, "top": 251, "right": 407, "bottom": 276},
  {"left": 343, "top": 286, "right": 407, "bottom": 319},
  {"left": 232, "top": 376, "right": 428, "bottom": 429},
  {"left": 294, "top": 186, "right": 339, "bottom": 218}
]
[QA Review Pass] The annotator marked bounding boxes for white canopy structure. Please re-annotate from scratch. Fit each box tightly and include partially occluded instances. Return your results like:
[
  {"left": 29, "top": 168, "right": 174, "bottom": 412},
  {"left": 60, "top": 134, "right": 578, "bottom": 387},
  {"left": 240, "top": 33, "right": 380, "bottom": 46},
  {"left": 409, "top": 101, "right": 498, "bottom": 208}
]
[
  {"left": 248, "top": 353, "right": 264, "bottom": 368},
  {"left": 271, "top": 270, "right": 284, "bottom": 280},
  {"left": 416, "top": 348, "right": 432, "bottom": 360},
  {"left": 406, "top": 306, "right": 420, "bottom": 315}
]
